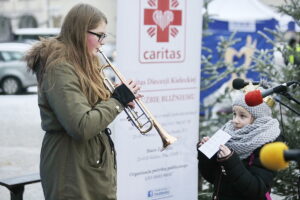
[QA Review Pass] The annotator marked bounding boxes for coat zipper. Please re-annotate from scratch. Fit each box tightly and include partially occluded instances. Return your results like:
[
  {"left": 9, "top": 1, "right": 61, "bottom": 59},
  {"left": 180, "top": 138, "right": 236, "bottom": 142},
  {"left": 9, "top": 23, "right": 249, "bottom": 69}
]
[{"left": 213, "top": 169, "right": 223, "bottom": 200}]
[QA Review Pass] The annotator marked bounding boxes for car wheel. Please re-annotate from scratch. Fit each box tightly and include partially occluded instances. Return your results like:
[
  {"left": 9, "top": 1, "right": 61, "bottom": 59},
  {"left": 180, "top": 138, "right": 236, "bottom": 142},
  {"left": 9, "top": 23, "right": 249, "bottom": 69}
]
[{"left": 1, "top": 77, "right": 21, "bottom": 95}]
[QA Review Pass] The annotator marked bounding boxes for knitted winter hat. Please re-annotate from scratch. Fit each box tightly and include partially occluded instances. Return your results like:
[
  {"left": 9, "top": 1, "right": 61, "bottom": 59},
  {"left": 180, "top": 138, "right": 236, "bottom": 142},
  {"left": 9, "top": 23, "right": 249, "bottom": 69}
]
[{"left": 232, "top": 92, "right": 272, "bottom": 119}]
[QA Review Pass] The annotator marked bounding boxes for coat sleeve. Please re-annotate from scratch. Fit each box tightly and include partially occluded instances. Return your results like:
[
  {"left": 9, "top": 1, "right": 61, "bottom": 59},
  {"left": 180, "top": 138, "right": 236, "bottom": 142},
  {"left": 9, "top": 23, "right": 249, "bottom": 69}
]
[
  {"left": 198, "top": 150, "right": 218, "bottom": 184},
  {"left": 219, "top": 151, "right": 277, "bottom": 199},
  {"left": 43, "top": 63, "right": 124, "bottom": 141}
]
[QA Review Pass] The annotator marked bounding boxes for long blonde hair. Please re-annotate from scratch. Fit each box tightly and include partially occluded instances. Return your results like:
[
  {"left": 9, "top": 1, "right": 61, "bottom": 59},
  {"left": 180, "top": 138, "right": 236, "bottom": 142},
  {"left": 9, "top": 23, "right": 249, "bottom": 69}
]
[{"left": 58, "top": 3, "right": 110, "bottom": 105}]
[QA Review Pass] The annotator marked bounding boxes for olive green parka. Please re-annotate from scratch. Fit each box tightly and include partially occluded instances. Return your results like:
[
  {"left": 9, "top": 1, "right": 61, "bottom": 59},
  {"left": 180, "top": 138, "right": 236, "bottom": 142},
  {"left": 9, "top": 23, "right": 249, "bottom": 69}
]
[{"left": 26, "top": 39, "right": 123, "bottom": 200}]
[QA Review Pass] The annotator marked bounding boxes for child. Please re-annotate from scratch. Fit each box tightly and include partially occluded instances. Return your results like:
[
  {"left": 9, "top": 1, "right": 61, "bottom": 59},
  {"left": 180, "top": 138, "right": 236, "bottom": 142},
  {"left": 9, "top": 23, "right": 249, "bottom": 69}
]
[{"left": 198, "top": 91, "right": 282, "bottom": 200}]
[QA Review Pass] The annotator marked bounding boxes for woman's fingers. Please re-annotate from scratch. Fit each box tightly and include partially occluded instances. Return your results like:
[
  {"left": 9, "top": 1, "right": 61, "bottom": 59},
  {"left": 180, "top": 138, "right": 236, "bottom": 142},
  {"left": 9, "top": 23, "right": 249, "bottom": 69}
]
[
  {"left": 135, "top": 94, "right": 144, "bottom": 99},
  {"left": 126, "top": 80, "right": 141, "bottom": 97},
  {"left": 127, "top": 101, "right": 135, "bottom": 109}
]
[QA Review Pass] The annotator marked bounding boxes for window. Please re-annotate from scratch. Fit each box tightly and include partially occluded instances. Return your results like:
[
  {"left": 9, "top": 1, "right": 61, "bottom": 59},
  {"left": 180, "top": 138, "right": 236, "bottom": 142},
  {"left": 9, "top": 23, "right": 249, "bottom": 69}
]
[{"left": 0, "top": 51, "right": 24, "bottom": 62}]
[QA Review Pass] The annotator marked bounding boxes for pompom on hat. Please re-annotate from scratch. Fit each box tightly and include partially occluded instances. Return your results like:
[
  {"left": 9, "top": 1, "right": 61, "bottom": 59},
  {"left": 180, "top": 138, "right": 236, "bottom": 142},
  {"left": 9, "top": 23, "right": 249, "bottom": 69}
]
[
  {"left": 232, "top": 92, "right": 272, "bottom": 118},
  {"left": 232, "top": 81, "right": 275, "bottom": 119}
]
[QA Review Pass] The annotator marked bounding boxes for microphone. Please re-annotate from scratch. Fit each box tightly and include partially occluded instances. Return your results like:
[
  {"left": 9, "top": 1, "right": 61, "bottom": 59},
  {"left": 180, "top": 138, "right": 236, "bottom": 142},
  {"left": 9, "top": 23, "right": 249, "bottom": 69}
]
[
  {"left": 232, "top": 78, "right": 260, "bottom": 90},
  {"left": 245, "top": 81, "right": 296, "bottom": 106},
  {"left": 260, "top": 142, "right": 300, "bottom": 171}
]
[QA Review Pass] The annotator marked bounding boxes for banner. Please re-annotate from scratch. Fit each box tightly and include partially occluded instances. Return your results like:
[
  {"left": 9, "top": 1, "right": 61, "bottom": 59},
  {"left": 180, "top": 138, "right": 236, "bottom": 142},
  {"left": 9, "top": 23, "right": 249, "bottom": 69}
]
[
  {"left": 200, "top": 19, "right": 277, "bottom": 111},
  {"left": 114, "top": 0, "right": 202, "bottom": 199}
]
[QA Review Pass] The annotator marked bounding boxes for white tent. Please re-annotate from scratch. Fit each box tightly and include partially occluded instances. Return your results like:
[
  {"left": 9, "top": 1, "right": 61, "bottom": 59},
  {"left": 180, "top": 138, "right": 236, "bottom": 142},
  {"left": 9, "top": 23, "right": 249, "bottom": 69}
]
[{"left": 207, "top": 0, "right": 298, "bottom": 31}]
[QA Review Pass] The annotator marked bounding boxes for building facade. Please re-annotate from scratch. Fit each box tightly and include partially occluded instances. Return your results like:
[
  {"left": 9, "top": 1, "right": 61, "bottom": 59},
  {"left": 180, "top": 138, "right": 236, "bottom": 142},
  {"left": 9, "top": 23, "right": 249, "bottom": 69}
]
[
  {"left": 0, "top": 0, "right": 117, "bottom": 42},
  {"left": 0, "top": 0, "right": 288, "bottom": 42}
]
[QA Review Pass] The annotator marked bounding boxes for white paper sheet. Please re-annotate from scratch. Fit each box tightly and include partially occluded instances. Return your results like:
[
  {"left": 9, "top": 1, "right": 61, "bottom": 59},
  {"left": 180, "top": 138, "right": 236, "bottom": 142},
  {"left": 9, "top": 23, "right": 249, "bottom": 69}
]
[{"left": 198, "top": 129, "right": 232, "bottom": 159}]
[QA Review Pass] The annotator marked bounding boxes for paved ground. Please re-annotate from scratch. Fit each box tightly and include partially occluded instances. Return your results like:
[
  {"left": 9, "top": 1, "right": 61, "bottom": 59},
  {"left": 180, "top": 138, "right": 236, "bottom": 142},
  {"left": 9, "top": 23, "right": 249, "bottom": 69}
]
[{"left": 0, "top": 87, "right": 44, "bottom": 200}]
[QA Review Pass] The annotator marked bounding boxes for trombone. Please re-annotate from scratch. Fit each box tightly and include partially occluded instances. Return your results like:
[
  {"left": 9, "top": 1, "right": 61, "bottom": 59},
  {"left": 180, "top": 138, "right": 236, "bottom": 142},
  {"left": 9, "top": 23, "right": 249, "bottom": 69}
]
[{"left": 97, "top": 48, "right": 177, "bottom": 150}]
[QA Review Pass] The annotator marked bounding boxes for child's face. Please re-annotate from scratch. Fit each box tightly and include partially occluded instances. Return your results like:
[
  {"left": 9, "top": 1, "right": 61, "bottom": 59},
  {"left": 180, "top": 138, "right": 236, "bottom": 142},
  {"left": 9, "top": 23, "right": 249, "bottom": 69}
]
[{"left": 232, "top": 106, "right": 254, "bottom": 130}]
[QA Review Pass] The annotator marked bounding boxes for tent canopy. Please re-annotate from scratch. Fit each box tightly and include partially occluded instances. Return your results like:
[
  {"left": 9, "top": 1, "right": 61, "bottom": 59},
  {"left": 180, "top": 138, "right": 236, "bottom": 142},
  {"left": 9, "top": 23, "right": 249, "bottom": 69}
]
[{"left": 207, "top": 0, "right": 297, "bottom": 31}]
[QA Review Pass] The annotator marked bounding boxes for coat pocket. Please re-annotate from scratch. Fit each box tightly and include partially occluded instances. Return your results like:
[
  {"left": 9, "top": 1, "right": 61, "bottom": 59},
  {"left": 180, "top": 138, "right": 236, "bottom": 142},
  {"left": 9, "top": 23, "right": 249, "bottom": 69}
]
[{"left": 86, "top": 134, "right": 107, "bottom": 168}]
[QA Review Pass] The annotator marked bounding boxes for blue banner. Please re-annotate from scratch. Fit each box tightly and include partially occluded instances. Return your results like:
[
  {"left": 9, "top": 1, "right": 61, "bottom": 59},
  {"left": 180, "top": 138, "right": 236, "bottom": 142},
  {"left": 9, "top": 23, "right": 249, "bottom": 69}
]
[{"left": 200, "top": 18, "right": 277, "bottom": 110}]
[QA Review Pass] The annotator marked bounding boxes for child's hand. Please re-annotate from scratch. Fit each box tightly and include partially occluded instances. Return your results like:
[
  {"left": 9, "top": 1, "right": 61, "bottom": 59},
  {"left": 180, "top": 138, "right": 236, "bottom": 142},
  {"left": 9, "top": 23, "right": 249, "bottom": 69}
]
[
  {"left": 217, "top": 144, "right": 232, "bottom": 159},
  {"left": 197, "top": 136, "right": 210, "bottom": 148}
]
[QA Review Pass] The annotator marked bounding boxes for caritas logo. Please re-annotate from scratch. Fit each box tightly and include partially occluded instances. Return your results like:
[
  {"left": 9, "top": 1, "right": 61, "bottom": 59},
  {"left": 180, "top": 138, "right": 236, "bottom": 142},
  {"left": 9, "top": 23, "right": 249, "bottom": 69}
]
[{"left": 139, "top": 0, "right": 186, "bottom": 63}]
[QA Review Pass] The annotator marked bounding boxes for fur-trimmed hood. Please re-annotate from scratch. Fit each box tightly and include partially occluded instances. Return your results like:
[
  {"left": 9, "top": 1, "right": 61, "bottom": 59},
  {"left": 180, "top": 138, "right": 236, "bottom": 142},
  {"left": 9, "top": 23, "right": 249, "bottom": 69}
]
[{"left": 25, "top": 38, "right": 63, "bottom": 84}]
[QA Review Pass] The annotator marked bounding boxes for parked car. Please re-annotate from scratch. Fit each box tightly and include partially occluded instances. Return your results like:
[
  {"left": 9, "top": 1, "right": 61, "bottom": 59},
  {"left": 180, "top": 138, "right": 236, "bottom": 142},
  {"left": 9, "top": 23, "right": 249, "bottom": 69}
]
[
  {"left": 13, "top": 27, "right": 60, "bottom": 44},
  {"left": 0, "top": 42, "right": 37, "bottom": 94}
]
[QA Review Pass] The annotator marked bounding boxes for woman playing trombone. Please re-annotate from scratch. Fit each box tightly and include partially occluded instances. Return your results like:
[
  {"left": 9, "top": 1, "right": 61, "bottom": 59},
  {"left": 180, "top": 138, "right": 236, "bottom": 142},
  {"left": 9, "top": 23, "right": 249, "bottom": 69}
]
[{"left": 26, "top": 3, "right": 141, "bottom": 200}]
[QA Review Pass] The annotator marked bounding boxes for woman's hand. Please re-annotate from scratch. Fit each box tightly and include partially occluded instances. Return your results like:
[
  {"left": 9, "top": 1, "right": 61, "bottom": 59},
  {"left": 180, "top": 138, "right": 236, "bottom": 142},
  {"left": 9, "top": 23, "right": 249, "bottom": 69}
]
[
  {"left": 217, "top": 145, "right": 232, "bottom": 159},
  {"left": 125, "top": 80, "right": 140, "bottom": 96},
  {"left": 125, "top": 80, "right": 143, "bottom": 109}
]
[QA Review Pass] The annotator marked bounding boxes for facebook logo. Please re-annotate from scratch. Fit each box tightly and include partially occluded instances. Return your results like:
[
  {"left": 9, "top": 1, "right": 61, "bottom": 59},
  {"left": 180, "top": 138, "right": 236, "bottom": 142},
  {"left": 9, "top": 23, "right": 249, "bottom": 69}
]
[{"left": 148, "top": 190, "right": 153, "bottom": 197}]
